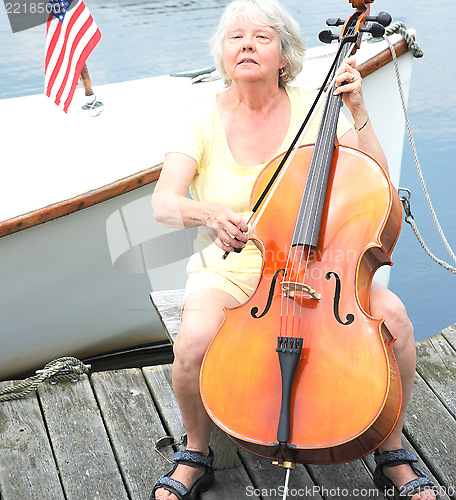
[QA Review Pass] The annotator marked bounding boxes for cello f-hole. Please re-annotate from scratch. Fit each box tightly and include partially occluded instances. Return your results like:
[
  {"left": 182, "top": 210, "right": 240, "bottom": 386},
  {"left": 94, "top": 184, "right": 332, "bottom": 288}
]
[
  {"left": 325, "top": 271, "right": 355, "bottom": 325},
  {"left": 251, "top": 268, "right": 286, "bottom": 319}
]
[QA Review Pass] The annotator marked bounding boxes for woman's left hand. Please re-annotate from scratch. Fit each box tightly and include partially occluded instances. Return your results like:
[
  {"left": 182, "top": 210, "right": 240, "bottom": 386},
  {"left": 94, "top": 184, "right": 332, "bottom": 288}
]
[
  {"left": 333, "top": 55, "right": 371, "bottom": 134},
  {"left": 333, "top": 56, "right": 365, "bottom": 115}
]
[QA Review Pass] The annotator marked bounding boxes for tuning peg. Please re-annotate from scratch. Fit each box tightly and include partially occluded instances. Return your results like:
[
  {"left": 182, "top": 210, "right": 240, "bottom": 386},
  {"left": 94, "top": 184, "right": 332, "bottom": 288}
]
[
  {"left": 326, "top": 18, "right": 344, "bottom": 27},
  {"left": 318, "top": 30, "right": 339, "bottom": 44},
  {"left": 366, "top": 11, "right": 392, "bottom": 27},
  {"left": 361, "top": 22, "right": 386, "bottom": 38}
]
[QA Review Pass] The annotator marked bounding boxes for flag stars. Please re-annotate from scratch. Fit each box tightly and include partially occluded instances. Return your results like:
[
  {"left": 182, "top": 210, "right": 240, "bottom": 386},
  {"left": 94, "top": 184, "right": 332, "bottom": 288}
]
[{"left": 48, "top": 0, "right": 72, "bottom": 23}]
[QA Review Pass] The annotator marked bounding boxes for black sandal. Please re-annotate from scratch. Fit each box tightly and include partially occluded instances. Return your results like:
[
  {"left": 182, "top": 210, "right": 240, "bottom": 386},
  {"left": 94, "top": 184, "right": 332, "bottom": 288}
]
[
  {"left": 150, "top": 447, "right": 215, "bottom": 500},
  {"left": 373, "top": 448, "right": 440, "bottom": 499}
]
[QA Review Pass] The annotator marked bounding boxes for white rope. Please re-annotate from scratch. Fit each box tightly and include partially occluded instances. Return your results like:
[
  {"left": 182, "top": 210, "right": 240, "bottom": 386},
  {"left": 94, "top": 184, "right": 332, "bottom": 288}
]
[
  {"left": 384, "top": 27, "right": 456, "bottom": 273},
  {"left": 406, "top": 216, "right": 456, "bottom": 274},
  {"left": 384, "top": 21, "right": 424, "bottom": 58}
]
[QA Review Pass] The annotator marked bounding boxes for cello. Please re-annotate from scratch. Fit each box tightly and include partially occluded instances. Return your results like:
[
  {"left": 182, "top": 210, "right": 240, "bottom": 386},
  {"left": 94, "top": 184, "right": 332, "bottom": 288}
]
[{"left": 200, "top": 0, "right": 403, "bottom": 467}]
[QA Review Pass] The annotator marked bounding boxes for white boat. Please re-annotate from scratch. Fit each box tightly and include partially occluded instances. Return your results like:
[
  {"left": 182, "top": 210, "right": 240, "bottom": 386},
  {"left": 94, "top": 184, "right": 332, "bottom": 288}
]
[{"left": 0, "top": 28, "right": 416, "bottom": 380}]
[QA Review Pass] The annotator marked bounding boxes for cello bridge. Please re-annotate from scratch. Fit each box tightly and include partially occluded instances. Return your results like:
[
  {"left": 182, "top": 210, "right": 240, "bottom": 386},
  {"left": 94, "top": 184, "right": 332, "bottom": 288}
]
[{"left": 281, "top": 281, "right": 322, "bottom": 300}]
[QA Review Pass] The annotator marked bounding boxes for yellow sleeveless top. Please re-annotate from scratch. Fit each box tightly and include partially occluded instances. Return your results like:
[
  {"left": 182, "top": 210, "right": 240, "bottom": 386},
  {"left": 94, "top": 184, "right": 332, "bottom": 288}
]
[{"left": 169, "top": 86, "right": 351, "bottom": 277}]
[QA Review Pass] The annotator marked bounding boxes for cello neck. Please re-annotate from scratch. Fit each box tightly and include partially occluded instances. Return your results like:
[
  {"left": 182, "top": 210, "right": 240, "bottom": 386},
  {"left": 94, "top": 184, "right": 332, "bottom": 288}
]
[{"left": 291, "top": 41, "right": 353, "bottom": 249}]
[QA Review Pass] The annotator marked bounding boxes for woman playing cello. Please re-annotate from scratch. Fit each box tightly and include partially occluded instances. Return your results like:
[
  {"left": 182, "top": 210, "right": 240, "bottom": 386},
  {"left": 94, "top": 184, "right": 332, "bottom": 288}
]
[{"left": 151, "top": 1, "right": 437, "bottom": 499}]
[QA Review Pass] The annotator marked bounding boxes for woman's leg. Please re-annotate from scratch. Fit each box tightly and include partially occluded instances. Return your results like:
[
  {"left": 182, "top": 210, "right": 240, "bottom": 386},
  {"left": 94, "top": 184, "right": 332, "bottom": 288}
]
[
  {"left": 153, "top": 288, "right": 239, "bottom": 500},
  {"left": 370, "top": 282, "right": 435, "bottom": 500}
]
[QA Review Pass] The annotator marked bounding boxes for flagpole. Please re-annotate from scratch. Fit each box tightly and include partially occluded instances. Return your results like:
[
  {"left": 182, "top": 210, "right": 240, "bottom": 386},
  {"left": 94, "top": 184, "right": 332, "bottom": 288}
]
[{"left": 79, "top": 63, "right": 104, "bottom": 116}]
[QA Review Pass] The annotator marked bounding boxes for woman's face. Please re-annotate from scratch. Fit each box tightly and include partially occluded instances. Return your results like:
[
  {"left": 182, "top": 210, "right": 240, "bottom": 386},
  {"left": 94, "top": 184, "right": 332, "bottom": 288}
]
[{"left": 222, "top": 15, "right": 285, "bottom": 86}]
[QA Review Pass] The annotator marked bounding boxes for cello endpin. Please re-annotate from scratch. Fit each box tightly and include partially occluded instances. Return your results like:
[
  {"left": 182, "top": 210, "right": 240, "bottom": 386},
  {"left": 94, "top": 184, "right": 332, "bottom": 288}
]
[{"left": 271, "top": 460, "right": 296, "bottom": 470}]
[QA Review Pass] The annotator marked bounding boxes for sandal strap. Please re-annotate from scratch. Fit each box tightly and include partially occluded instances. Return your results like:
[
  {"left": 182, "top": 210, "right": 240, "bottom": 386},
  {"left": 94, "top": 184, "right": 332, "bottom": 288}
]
[
  {"left": 152, "top": 476, "right": 188, "bottom": 500},
  {"left": 401, "top": 476, "right": 437, "bottom": 499},
  {"left": 375, "top": 448, "right": 418, "bottom": 468},
  {"left": 173, "top": 448, "right": 214, "bottom": 468},
  {"left": 374, "top": 450, "right": 440, "bottom": 500}
]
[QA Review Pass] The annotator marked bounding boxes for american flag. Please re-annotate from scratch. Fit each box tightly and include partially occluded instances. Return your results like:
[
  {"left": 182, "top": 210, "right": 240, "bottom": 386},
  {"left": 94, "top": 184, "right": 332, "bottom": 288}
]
[{"left": 45, "top": 0, "right": 101, "bottom": 113}]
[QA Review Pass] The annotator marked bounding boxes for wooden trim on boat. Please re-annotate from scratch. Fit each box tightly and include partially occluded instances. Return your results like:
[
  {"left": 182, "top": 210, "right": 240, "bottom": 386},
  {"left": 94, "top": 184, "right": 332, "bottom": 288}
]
[
  {"left": 0, "top": 164, "right": 162, "bottom": 238},
  {"left": 0, "top": 37, "right": 411, "bottom": 239},
  {"left": 357, "top": 38, "right": 409, "bottom": 78}
]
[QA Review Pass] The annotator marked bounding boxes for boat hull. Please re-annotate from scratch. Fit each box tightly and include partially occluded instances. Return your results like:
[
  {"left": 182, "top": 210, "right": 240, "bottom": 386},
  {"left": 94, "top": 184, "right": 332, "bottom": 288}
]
[{"left": 0, "top": 33, "right": 414, "bottom": 379}]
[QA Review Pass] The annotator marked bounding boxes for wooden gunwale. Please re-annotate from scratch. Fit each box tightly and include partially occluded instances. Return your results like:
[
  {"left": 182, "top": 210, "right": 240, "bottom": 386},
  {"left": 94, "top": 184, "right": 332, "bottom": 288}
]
[
  {"left": 0, "top": 165, "right": 162, "bottom": 238},
  {"left": 0, "top": 38, "right": 409, "bottom": 239}
]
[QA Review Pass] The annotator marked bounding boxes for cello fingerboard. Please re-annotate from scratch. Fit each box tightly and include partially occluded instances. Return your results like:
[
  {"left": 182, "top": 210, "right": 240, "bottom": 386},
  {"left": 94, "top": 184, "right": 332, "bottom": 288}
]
[{"left": 291, "top": 42, "right": 352, "bottom": 249}]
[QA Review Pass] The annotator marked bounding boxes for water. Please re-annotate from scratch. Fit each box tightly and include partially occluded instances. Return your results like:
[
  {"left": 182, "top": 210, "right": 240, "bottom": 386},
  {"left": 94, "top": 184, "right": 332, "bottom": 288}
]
[{"left": 1, "top": 0, "right": 455, "bottom": 341}]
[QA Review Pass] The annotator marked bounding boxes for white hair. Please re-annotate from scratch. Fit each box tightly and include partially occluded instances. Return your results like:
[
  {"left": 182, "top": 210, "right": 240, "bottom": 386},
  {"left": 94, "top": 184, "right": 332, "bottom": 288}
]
[{"left": 210, "top": 0, "right": 306, "bottom": 87}]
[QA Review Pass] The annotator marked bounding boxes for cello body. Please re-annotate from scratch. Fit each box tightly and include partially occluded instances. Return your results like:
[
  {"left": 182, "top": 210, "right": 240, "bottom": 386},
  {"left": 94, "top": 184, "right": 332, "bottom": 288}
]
[{"left": 199, "top": 144, "right": 403, "bottom": 464}]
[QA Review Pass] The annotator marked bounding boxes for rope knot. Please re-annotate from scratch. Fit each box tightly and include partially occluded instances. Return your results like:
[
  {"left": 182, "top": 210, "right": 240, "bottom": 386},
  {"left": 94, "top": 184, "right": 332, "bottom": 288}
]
[
  {"left": 43, "top": 356, "right": 91, "bottom": 384},
  {"left": 0, "top": 357, "right": 91, "bottom": 402},
  {"left": 384, "top": 21, "right": 424, "bottom": 58}
]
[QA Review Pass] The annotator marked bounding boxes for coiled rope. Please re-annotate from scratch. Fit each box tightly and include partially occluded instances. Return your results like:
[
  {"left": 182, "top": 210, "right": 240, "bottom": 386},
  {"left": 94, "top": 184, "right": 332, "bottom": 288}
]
[
  {"left": 0, "top": 357, "right": 90, "bottom": 402},
  {"left": 384, "top": 21, "right": 424, "bottom": 58},
  {"left": 384, "top": 24, "right": 456, "bottom": 274}
]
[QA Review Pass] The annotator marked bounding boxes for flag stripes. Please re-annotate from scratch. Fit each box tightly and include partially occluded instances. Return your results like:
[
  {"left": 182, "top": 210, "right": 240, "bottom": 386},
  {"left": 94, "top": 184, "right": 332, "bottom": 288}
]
[{"left": 45, "top": 0, "right": 101, "bottom": 113}]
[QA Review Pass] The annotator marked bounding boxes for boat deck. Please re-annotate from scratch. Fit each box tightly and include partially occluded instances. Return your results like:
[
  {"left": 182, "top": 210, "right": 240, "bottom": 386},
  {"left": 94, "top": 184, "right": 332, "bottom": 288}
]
[{"left": 0, "top": 321, "right": 455, "bottom": 499}]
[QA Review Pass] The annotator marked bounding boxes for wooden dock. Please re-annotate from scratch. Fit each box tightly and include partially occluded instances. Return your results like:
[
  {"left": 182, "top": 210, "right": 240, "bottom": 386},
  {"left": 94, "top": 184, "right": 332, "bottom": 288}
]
[{"left": 0, "top": 317, "right": 455, "bottom": 499}]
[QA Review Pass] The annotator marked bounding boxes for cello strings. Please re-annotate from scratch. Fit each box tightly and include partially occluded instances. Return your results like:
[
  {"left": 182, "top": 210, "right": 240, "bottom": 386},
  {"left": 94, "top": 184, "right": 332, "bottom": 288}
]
[
  {"left": 279, "top": 92, "right": 329, "bottom": 340},
  {"left": 280, "top": 72, "right": 342, "bottom": 335},
  {"left": 282, "top": 42, "right": 355, "bottom": 340},
  {"left": 242, "top": 81, "right": 328, "bottom": 340},
  {"left": 290, "top": 45, "right": 351, "bottom": 300},
  {"left": 289, "top": 45, "right": 353, "bottom": 333},
  {"left": 295, "top": 42, "right": 354, "bottom": 267}
]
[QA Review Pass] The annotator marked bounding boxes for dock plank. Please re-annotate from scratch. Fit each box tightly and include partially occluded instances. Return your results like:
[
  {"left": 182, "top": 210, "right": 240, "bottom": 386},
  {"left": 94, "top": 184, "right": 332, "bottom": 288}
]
[
  {"left": 150, "top": 290, "right": 185, "bottom": 344},
  {"left": 403, "top": 372, "right": 456, "bottom": 500},
  {"left": 1, "top": 319, "right": 455, "bottom": 499},
  {"left": 143, "top": 364, "right": 239, "bottom": 470},
  {"left": 143, "top": 365, "right": 185, "bottom": 444},
  {"left": 441, "top": 324, "right": 456, "bottom": 351},
  {"left": 91, "top": 368, "right": 167, "bottom": 500},
  {"left": 307, "top": 460, "right": 381, "bottom": 500},
  {"left": 0, "top": 382, "right": 64, "bottom": 500},
  {"left": 415, "top": 332, "right": 456, "bottom": 419},
  {"left": 37, "top": 375, "right": 129, "bottom": 500},
  {"left": 240, "top": 450, "right": 324, "bottom": 500},
  {"left": 203, "top": 466, "right": 257, "bottom": 500}
]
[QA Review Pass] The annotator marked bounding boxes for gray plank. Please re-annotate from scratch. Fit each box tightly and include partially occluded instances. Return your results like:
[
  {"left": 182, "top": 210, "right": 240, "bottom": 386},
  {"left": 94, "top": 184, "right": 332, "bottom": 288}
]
[
  {"left": 0, "top": 382, "right": 64, "bottom": 500},
  {"left": 143, "top": 364, "right": 238, "bottom": 470},
  {"left": 441, "top": 324, "right": 456, "bottom": 351},
  {"left": 240, "top": 449, "right": 324, "bottom": 500},
  {"left": 307, "top": 459, "right": 380, "bottom": 500},
  {"left": 37, "top": 375, "right": 129, "bottom": 500},
  {"left": 203, "top": 465, "right": 256, "bottom": 499},
  {"left": 143, "top": 364, "right": 185, "bottom": 445},
  {"left": 150, "top": 290, "right": 185, "bottom": 343},
  {"left": 91, "top": 368, "right": 168, "bottom": 500},
  {"left": 415, "top": 333, "right": 456, "bottom": 418},
  {"left": 403, "top": 372, "right": 456, "bottom": 499}
]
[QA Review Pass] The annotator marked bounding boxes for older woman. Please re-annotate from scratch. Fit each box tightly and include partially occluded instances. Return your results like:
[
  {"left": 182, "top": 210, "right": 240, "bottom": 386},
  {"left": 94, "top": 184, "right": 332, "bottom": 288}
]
[{"left": 151, "top": 1, "right": 437, "bottom": 500}]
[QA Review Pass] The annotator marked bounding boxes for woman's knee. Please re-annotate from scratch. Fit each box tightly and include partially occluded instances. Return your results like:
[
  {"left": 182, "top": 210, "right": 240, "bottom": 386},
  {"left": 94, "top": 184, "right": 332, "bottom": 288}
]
[
  {"left": 173, "top": 322, "right": 213, "bottom": 370},
  {"left": 173, "top": 288, "right": 238, "bottom": 370},
  {"left": 371, "top": 283, "right": 414, "bottom": 343}
]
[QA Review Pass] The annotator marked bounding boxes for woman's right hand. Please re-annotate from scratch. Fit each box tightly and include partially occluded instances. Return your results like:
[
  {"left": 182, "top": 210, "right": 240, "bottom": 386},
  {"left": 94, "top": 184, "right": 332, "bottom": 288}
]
[
  {"left": 202, "top": 201, "right": 249, "bottom": 253},
  {"left": 153, "top": 153, "right": 249, "bottom": 252}
]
